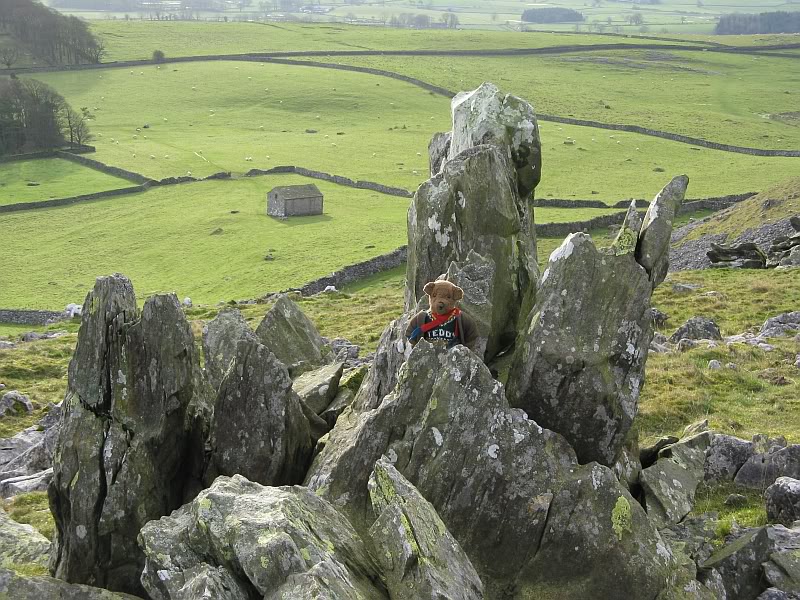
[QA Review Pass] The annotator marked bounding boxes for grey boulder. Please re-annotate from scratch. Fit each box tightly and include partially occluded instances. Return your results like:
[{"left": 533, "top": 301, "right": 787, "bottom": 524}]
[
  {"left": 292, "top": 361, "right": 344, "bottom": 415},
  {"left": 669, "top": 316, "right": 723, "bottom": 343},
  {"left": 138, "top": 475, "right": 387, "bottom": 600},
  {"left": 765, "top": 477, "right": 800, "bottom": 526},
  {"left": 201, "top": 307, "right": 256, "bottom": 392},
  {"left": 254, "top": 294, "right": 333, "bottom": 376},
  {"left": 205, "top": 337, "right": 313, "bottom": 487},
  {"left": 704, "top": 434, "right": 754, "bottom": 483},
  {"left": 735, "top": 444, "right": 800, "bottom": 489},
  {"left": 368, "top": 457, "right": 484, "bottom": 599},
  {"left": 0, "top": 568, "right": 142, "bottom": 600},
  {"left": 506, "top": 232, "right": 654, "bottom": 466},
  {"left": 0, "top": 391, "right": 33, "bottom": 417},
  {"left": 0, "top": 507, "right": 50, "bottom": 571}
]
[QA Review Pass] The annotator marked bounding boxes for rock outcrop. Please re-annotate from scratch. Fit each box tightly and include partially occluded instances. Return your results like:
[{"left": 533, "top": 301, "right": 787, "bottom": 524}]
[
  {"left": 0, "top": 508, "right": 50, "bottom": 572},
  {"left": 0, "top": 568, "right": 142, "bottom": 600},
  {"left": 765, "top": 477, "right": 800, "bottom": 526},
  {"left": 138, "top": 475, "right": 387, "bottom": 599},
  {"left": 368, "top": 458, "right": 484, "bottom": 599},
  {"left": 48, "top": 275, "right": 208, "bottom": 596},
  {"left": 254, "top": 295, "right": 333, "bottom": 376},
  {"left": 205, "top": 337, "right": 313, "bottom": 487},
  {"left": 670, "top": 317, "right": 723, "bottom": 343},
  {"left": 306, "top": 342, "right": 690, "bottom": 598},
  {"left": 506, "top": 231, "right": 654, "bottom": 466},
  {"left": 637, "top": 175, "right": 689, "bottom": 287},
  {"left": 707, "top": 242, "right": 767, "bottom": 269},
  {"left": 201, "top": 308, "right": 256, "bottom": 392}
]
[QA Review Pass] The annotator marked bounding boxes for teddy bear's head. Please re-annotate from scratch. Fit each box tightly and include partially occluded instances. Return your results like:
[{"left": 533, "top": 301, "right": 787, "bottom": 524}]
[{"left": 423, "top": 280, "right": 464, "bottom": 316}]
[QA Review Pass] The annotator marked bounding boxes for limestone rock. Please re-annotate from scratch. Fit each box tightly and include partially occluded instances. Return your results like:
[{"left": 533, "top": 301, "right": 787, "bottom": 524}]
[
  {"left": 292, "top": 361, "right": 344, "bottom": 415},
  {"left": 640, "top": 433, "right": 711, "bottom": 528},
  {"left": 255, "top": 294, "right": 333, "bottom": 376},
  {"left": 735, "top": 445, "right": 800, "bottom": 489},
  {"left": 760, "top": 312, "right": 800, "bottom": 339},
  {"left": 320, "top": 365, "right": 366, "bottom": 427},
  {"left": 610, "top": 200, "right": 643, "bottom": 256},
  {"left": 406, "top": 144, "right": 537, "bottom": 360},
  {"left": 705, "top": 434, "right": 754, "bottom": 483},
  {"left": 0, "top": 391, "right": 33, "bottom": 417},
  {"left": 0, "top": 568, "right": 142, "bottom": 600},
  {"left": 0, "top": 467, "right": 53, "bottom": 498},
  {"left": 636, "top": 175, "right": 689, "bottom": 287},
  {"left": 138, "top": 475, "right": 387, "bottom": 600},
  {"left": 762, "top": 523, "right": 800, "bottom": 595},
  {"left": 448, "top": 82, "right": 542, "bottom": 197},
  {"left": 206, "top": 338, "right": 313, "bottom": 487},
  {"left": 669, "top": 316, "right": 723, "bottom": 343},
  {"left": 707, "top": 242, "right": 767, "bottom": 268},
  {"left": 700, "top": 523, "right": 800, "bottom": 600},
  {"left": 0, "top": 507, "right": 50, "bottom": 571},
  {"left": 351, "top": 316, "right": 412, "bottom": 413},
  {"left": 443, "top": 250, "right": 494, "bottom": 359},
  {"left": 368, "top": 458, "right": 484, "bottom": 599},
  {"left": 0, "top": 424, "right": 59, "bottom": 485},
  {"left": 766, "top": 477, "right": 800, "bottom": 526},
  {"left": 307, "top": 343, "right": 685, "bottom": 597},
  {"left": 49, "top": 276, "right": 207, "bottom": 595},
  {"left": 661, "top": 514, "right": 720, "bottom": 570},
  {"left": 202, "top": 308, "right": 256, "bottom": 392},
  {"left": 758, "top": 589, "right": 800, "bottom": 600},
  {"left": 779, "top": 245, "right": 800, "bottom": 267},
  {"left": 428, "top": 131, "right": 451, "bottom": 176},
  {"left": 506, "top": 232, "right": 653, "bottom": 466}
]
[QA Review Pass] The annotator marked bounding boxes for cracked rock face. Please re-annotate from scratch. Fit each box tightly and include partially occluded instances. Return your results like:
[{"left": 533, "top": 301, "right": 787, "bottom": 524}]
[
  {"left": 449, "top": 82, "right": 542, "bottom": 198},
  {"left": 0, "top": 567, "right": 142, "bottom": 600},
  {"left": 406, "top": 145, "right": 537, "bottom": 357},
  {"left": 306, "top": 343, "right": 686, "bottom": 598},
  {"left": 48, "top": 275, "right": 207, "bottom": 596},
  {"left": 765, "top": 477, "right": 800, "bottom": 527},
  {"left": 138, "top": 475, "right": 387, "bottom": 600},
  {"left": 506, "top": 232, "right": 654, "bottom": 467},
  {"left": 368, "top": 457, "right": 484, "bottom": 600},
  {"left": 205, "top": 337, "right": 313, "bottom": 487}
]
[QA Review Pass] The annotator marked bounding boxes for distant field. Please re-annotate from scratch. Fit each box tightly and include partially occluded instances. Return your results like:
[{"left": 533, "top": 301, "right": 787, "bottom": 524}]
[
  {"left": 0, "top": 176, "right": 409, "bottom": 309},
  {"left": 313, "top": 50, "right": 800, "bottom": 150},
  {"left": 27, "top": 60, "right": 800, "bottom": 201},
  {"left": 0, "top": 158, "right": 131, "bottom": 205},
  {"left": 87, "top": 21, "right": 692, "bottom": 62}
]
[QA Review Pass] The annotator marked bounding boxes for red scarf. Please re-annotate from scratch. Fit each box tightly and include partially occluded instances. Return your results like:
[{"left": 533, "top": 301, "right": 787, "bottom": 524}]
[{"left": 420, "top": 308, "right": 461, "bottom": 334}]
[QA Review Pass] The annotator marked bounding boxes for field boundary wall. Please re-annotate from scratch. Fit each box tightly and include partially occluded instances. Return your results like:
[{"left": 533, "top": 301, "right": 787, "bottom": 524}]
[{"left": 0, "top": 309, "right": 66, "bottom": 326}]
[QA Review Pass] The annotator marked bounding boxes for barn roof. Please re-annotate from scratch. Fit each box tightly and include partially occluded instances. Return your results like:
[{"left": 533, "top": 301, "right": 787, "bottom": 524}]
[{"left": 269, "top": 184, "right": 322, "bottom": 200}]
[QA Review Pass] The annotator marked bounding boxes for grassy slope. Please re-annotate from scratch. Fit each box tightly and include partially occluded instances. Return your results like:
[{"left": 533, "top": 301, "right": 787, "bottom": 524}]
[
  {"left": 31, "top": 61, "right": 446, "bottom": 191},
  {"left": 0, "top": 158, "right": 132, "bottom": 205},
  {"left": 677, "top": 177, "right": 800, "bottom": 244},
  {"left": 27, "top": 60, "right": 800, "bottom": 201},
  {"left": 0, "top": 176, "right": 409, "bottom": 309}
]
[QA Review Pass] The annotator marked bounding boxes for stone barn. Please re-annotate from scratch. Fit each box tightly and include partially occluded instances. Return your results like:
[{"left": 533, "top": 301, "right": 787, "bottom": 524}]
[{"left": 266, "top": 184, "right": 324, "bottom": 217}]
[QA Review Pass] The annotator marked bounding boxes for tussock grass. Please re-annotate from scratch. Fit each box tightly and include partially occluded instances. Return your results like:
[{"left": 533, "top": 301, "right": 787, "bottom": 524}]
[
  {"left": 2, "top": 491, "right": 54, "bottom": 541},
  {"left": 691, "top": 482, "right": 768, "bottom": 530}
]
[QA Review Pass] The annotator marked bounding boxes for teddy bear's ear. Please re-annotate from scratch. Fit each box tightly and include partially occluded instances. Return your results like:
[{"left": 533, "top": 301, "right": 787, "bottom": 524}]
[
  {"left": 423, "top": 281, "right": 436, "bottom": 295},
  {"left": 452, "top": 285, "right": 464, "bottom": 301}
]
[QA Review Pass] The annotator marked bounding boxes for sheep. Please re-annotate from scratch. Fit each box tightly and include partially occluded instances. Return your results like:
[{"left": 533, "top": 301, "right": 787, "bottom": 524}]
[
  {"left": 163, "top": 118, "right": 168, "bottom": 122},
  {"left": 133, "top": 135, "right": 138, "bottom": 139},
  {"left": 259, "top": 126, "right": 264, "bottom": 130},
  {"left": 187, "top": 171, "right": 192, "bottom": 176},
  {"left": 164, "top": 155, "right": 169, "bottom": 159},
  {"left": 150, "top": 155, "right": 156, "bottom": 159},
  {"left": 132, "top": 153, "right": 136, "bottom": 158},
  {"left": 416, "top": 152, "right": 421, "bottom": 156}
]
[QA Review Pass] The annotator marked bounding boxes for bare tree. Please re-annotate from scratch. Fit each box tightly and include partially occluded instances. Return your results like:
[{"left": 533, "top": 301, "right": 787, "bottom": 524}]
[{"left": 0, "top": 47, "right": 20, "bottom": 69}]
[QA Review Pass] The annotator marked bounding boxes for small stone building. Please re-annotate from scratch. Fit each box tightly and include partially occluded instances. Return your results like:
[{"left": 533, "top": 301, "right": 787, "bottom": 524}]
[{"left": 266, "top": 184, "right": 324, "bottom": 217}]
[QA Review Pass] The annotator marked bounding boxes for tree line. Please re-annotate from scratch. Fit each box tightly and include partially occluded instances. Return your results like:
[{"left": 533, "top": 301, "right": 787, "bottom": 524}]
[
  {"left": 0, "top": 0, "right": 104, "bottom": 66},
  {"left": 715, "top": 11, "right": 800, "bottom": 34},
  {"left": 0, "top": 78, "right": 92, "bottom": 156},
  {"left": 521, "top": 7, "right": 584, "bottom": 23}
]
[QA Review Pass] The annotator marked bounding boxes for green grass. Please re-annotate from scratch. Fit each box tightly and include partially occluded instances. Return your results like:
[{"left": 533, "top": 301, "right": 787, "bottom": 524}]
[
  {"left": 26, "top": 59, "right": 800, "bottom": 202},
  {"left": 2, "top": 492, "right": 54, "bottom": 541},
  {"left": 0, "top": 176, "right": 409, "bottom": 309},
  {"left": 29, "top": 61, "right": 447, "bottom": 190},
  {"left": 0, "top": 158, "right": 132, "bottom": 205},
  {"left": 691, "top": 482, "right": 767, "bottom": 530},
  {"left": 317, "top": 49, "right": 800, "bottom": 150},
  {"left": 87, "top": 21, "right": 691, "bottom": 63}
]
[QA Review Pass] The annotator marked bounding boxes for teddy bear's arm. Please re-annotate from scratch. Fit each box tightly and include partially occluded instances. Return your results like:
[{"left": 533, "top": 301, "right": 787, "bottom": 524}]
[
  {"left": 405, "top": 311, "right": 428, "bottom": 346},
  {"left": 460, "top": 313, "right": 479, "bottom": 351}
]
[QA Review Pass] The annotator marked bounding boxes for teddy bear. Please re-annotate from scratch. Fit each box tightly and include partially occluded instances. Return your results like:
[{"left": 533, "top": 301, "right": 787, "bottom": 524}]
[{"left": 406, "top": 280, "right": 477, "bottom": 351}]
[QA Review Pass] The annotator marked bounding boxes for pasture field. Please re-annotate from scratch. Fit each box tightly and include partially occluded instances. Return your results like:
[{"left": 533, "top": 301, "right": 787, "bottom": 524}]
[
  {"left": 0, "top": 176, "right": 409, "bottom": 309},
  {"left": 0, "top": 158, "right": 132, "bottom": 205},
  {"left": 307, "top": 50, "right": 800, "bottom": 150},
  {"left": 86, "top": 21, "right": 694, "bottom": 62},
  {"left": 27, "top": 59, "right": 800, "bottom": 200}
]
